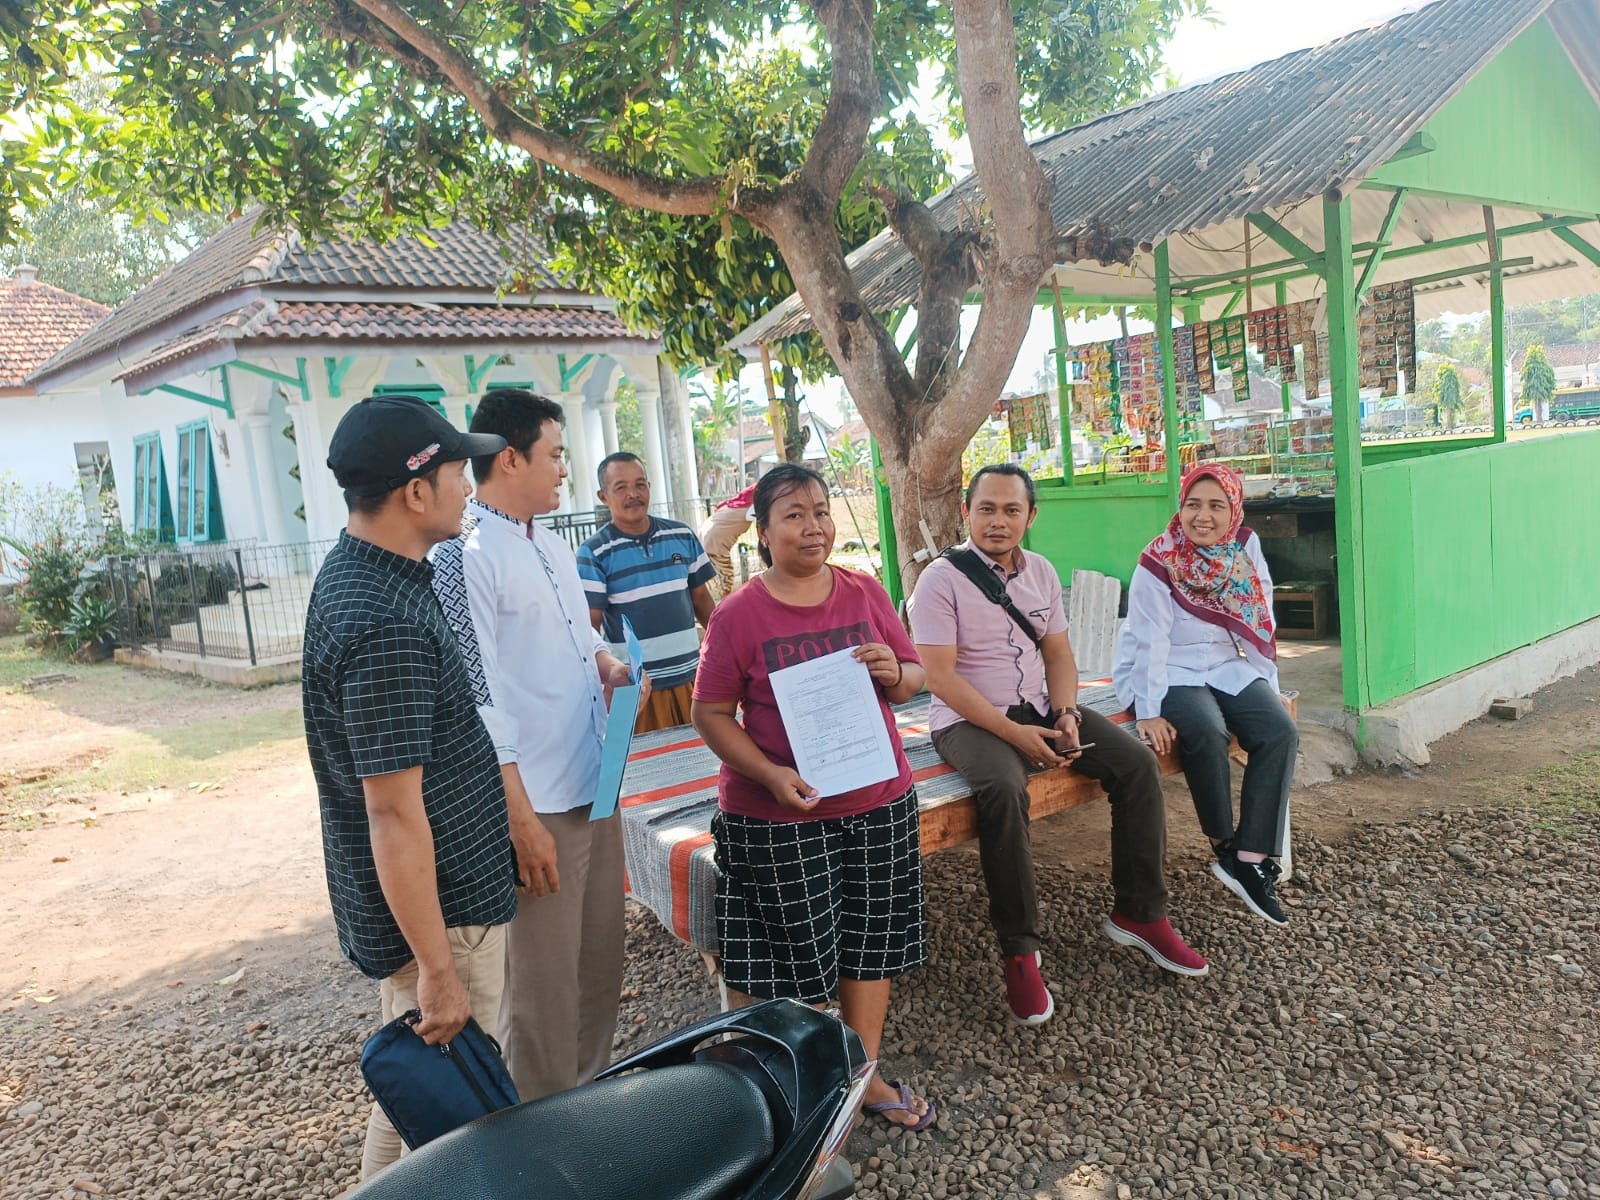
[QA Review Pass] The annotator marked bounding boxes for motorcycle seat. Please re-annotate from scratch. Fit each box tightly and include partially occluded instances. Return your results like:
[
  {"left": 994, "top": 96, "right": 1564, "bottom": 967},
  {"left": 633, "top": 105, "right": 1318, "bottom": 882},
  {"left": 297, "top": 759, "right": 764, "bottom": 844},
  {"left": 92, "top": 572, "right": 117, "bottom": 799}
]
[{"left": 346, "top": 1060, "right": 779, "bottom": 1200}]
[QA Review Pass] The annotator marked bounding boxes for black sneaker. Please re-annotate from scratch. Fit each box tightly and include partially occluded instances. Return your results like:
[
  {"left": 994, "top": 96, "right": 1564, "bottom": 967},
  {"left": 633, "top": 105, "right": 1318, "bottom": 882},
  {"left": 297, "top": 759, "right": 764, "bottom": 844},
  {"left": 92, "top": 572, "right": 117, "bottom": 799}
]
[{"left": 1211, "top": 855, "right": 1288, "bottom": 926}]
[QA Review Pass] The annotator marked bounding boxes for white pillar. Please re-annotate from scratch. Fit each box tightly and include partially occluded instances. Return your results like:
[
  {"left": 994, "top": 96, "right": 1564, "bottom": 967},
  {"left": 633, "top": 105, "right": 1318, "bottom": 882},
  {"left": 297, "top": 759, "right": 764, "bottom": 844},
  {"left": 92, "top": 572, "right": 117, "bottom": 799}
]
[
  {"left": 301, "top": 356, "right": 389, "bottom": 542},
  {"left": 658, "top": 358, "right": 701, "bottom": 519},
  {"left": 597, "top": 398, "right": 620, "bottom": 456},
  {"left": 635, "top": 383, "right": 671, "bottom": 505},
  {"left": 286, "top": 401, "right": 329, "bottom": 542},
  {"left": 242, "top": 414, "right": 293, "bottom": 546},
  {"left": 556, "top": 390, "right": 592, "bottom": 514}
]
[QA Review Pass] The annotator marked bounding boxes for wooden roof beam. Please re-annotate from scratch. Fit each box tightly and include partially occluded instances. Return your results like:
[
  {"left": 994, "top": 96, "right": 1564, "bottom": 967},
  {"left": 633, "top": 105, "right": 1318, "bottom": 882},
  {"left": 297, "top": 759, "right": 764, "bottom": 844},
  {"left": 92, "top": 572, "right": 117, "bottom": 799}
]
[
  {"left": 1355, "top": 188, "right": 1410, "bottom": 301},
  {"left": 1246, "top": 212, "right": 1324, "bottom": 270}
]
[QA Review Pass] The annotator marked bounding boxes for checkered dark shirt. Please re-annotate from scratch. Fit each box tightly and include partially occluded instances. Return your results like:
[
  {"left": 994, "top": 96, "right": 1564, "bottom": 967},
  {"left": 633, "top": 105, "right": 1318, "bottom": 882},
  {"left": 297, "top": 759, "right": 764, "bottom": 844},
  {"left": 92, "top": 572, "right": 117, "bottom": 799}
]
[{"left": 302, "top": 531, "right": 516, "bottom": 979}]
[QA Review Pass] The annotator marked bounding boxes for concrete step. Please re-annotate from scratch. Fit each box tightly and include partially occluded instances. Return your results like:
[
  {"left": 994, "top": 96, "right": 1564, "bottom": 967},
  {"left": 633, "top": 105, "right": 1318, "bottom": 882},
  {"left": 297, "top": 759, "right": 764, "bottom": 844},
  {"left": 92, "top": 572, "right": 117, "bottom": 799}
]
[{"left": 164, "top": 620, "right": 302, "bottom": 659}]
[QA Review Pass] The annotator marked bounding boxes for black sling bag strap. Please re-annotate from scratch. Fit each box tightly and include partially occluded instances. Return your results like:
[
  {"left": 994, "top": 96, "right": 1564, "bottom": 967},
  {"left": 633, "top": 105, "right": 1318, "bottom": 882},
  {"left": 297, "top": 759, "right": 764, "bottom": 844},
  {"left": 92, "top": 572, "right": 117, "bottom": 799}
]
[{"left": 939, "top": 547, "right": 1043, "bottom": 650}]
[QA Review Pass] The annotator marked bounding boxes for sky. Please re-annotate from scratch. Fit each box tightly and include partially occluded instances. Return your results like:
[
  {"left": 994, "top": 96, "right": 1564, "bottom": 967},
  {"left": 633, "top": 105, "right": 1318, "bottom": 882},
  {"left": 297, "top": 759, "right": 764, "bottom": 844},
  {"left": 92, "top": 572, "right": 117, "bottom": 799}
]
[{"left": 776, "top": 0, "right": 1428, "bottom": 426}]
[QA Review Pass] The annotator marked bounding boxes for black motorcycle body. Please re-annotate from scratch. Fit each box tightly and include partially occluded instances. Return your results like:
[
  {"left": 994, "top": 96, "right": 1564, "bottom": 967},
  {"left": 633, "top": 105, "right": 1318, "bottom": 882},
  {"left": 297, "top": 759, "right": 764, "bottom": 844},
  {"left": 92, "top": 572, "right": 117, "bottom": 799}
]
[{"left": 345, "top": 999, "right": 873, "bottom": 1200}]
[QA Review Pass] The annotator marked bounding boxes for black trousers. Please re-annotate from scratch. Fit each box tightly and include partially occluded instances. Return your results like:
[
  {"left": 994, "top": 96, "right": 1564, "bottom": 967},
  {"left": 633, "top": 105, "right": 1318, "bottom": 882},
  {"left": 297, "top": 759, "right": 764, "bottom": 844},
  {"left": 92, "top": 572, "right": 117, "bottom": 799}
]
[
  {"left": 1161, "top": 678, "right": 1296, "bottom": 856},
  {"left": 931, "top": 705, "right": 1169, "bottom": 957}
]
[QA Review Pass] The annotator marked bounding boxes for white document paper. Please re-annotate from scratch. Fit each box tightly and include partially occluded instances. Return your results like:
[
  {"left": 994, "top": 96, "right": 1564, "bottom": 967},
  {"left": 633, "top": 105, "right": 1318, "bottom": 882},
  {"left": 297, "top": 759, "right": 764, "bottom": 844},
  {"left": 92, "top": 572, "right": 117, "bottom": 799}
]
[{"left": 768, "top": 647, "right": 899, "bottom": 799}]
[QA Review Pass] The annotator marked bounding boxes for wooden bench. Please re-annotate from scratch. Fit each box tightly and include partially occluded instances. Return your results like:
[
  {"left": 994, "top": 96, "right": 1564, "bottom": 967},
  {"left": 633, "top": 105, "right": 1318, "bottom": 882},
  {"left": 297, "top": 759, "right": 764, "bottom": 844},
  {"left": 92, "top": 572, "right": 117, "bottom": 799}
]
[{"left": 617, "top": 684, "right": 1296, "bottom": 959}]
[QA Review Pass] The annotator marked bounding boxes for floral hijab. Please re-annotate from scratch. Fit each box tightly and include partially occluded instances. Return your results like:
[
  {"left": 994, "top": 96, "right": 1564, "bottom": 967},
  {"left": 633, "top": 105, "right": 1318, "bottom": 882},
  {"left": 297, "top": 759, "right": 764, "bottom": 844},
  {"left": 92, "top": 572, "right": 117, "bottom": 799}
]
[{"left": 1137, "top": 463, "right": 1276, "bottom": 658}]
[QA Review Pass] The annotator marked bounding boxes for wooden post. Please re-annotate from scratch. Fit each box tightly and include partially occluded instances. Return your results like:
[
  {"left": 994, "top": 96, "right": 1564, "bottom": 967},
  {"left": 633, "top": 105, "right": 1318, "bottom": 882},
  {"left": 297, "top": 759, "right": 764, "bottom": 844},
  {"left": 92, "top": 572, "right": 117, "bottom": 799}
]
[
  {"left": 1276, "top": 280, "right": 1293, "bottom": 417},
  {"left": 1324, "top": 194, "right": 1368, "bottom": 712},
  {"left": 1485, "top": 206, "right": 1508, "bottom": 443},
  {"left": 869, "top": 436, "right": 903, "bottom": 608},
  {"left": 1050, "top": 283, "right": 1075, "bottom": 486},
  {"left": 1155, "top": 241, "right": 1183, "bottom": 508},
  {"left": 759, "top": 344, "right": 788, "bottom": 461}
]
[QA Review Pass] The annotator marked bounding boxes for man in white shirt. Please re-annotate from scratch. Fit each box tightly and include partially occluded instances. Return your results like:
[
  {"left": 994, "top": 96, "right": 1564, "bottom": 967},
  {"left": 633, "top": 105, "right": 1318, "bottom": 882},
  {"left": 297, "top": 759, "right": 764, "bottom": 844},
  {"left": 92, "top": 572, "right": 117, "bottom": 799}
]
[{"left": 431, "top": 388, "right": 646, "bottom": 1101}]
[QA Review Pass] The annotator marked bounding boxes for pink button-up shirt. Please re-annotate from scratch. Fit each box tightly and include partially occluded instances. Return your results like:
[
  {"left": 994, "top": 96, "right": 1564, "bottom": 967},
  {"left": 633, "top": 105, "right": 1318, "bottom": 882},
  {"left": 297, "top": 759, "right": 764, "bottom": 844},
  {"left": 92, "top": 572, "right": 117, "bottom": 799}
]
[{"left": 907, "top": 541, "right": 1070, "bottom": 733}]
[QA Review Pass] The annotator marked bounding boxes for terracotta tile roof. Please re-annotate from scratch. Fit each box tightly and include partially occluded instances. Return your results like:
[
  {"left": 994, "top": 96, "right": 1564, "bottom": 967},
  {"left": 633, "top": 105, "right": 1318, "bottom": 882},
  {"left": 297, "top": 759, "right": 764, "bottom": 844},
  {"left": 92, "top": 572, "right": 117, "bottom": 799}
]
[
  {"left": 0, "top": 274, "right": 109, "bottom": 388},
  {"left": 31, "top": 211, "right": 582, "bottom": 386},
  {"left": 829, "top": 418, "right": 870, "bottom": 447},
  {"left": 1514, "top": 341, "right": 1600, "bottom": 372},
  {"left": 112, "top": 300, "right": 645, "bottom": 386},
  {"left": 28, "top": 214, "right": 288, "bottom": 385}
]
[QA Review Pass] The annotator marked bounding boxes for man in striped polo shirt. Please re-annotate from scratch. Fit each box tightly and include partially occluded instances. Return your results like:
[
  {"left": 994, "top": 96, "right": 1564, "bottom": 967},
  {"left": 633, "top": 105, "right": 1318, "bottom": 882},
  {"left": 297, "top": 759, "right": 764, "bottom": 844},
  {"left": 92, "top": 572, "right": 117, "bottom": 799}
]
[{"left": 578, "top": 452, "right": 717, "bottom": 732}]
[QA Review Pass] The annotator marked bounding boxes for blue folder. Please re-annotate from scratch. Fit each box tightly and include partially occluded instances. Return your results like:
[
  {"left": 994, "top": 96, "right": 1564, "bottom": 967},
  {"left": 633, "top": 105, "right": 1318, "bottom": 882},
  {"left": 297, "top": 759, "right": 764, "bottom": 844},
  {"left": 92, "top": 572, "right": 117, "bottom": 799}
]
[{"left": 591, "top": 620, "right": 645, "bottom": 821}]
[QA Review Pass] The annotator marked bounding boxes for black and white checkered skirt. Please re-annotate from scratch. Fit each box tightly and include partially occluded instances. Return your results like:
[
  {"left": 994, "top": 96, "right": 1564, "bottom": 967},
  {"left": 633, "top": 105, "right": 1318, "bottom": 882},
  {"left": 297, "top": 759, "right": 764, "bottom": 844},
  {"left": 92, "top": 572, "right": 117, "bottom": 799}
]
[{"left": 712, "top": 786, "right": 927, "bottom": 1003}]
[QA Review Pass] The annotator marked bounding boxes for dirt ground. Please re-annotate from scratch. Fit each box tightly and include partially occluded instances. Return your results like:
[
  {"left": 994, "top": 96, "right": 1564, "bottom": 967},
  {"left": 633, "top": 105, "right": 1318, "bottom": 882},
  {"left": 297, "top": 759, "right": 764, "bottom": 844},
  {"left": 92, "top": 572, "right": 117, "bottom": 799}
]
[{"left": 2, "top": 638, "right": 1597, "bottom": 1017}]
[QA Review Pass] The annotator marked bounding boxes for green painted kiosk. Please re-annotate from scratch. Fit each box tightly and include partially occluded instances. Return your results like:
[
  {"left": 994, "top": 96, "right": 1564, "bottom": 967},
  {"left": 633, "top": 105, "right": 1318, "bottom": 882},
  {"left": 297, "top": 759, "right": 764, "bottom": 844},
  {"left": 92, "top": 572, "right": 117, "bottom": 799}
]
[{"left": 745, "top": 0, "right": 1600, "bottom": 746}]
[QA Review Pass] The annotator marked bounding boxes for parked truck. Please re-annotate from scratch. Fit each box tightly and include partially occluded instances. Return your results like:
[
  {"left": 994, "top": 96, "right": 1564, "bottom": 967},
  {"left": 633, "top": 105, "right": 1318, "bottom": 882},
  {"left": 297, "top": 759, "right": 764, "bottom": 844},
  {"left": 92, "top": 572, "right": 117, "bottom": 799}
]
[{"left": 1515, "top": 384, "right": 1600, "bottom": 424}]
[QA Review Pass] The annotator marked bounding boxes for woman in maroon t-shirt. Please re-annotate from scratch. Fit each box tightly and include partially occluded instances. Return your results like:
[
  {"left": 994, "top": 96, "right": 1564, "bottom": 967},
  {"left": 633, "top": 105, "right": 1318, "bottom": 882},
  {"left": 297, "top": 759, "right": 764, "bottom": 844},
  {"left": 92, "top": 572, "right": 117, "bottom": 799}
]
[{"left": 692, "top": 464, "right": 936, "bottom": 1131}]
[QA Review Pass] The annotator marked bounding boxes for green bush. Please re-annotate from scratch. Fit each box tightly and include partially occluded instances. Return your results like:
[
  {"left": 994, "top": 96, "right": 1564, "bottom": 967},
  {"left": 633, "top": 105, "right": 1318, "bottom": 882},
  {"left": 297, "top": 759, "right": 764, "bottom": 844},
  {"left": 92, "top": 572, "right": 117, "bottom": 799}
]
[
  {"left": 10, "top": 535, "right": 89, "bottom": 645},
  {"left": 65, "top": 591, "right": 119, "bottom": 657}
]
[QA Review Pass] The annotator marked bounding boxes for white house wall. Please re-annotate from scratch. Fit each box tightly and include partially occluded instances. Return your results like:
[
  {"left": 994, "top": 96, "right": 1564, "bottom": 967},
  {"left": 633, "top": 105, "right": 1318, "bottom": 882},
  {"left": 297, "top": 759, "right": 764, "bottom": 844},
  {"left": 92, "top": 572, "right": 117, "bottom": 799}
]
[
  {"left": 1, "top": 389, "right": 98, "bottom": 496},
  {"left": 16, "top": 348, "right": 691, "bottom": 547}
]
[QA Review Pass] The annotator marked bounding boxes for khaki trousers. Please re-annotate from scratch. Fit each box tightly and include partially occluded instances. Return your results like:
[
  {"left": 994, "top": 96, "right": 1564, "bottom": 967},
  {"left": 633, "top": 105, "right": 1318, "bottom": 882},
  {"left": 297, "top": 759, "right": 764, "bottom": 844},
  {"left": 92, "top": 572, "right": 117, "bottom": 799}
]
[
  {"left": 499, "top": 807, "right": 626, "bottom": 1102},
  {"left": 634, "top": 679, "right": 695, "bottom": 734},
  {"left": 359, "top": 923, "right": 508, "bottom": 1180}
]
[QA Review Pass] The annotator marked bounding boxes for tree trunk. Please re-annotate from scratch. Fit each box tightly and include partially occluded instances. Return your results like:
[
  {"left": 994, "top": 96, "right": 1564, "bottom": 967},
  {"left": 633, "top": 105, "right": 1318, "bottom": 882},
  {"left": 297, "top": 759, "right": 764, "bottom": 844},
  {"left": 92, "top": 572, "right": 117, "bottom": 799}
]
[
  {"left": 351, "top": 0, "right": 1061, "bottom": 603},
  {"left": 780, "top": 367, "right": 808, "bottom": 462},
  {"left": 876, "top": 425, "right": 965, "bottom": 597}
]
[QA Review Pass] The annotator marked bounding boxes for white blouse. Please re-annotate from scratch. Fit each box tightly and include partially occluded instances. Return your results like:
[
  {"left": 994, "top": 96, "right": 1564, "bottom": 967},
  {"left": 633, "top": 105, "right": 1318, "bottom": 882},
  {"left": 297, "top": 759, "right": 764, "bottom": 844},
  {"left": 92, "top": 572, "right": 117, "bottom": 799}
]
[{"left": 1112, "top": 532, "right": 1280, "bottom": 720}]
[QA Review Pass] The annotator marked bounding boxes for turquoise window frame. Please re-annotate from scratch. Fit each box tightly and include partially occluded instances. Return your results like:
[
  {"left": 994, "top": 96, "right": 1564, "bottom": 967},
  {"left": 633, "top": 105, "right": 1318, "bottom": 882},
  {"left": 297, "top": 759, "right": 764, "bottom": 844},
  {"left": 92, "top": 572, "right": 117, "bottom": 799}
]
[
  {"left": 132, "top": 432, "right": 175, "bottom": 541},
  {"left": 372, "top": 383, "right": 447, "bottom": 418},
  {"left": 174, "top": 419, "right": 226, "bottom": 543}
]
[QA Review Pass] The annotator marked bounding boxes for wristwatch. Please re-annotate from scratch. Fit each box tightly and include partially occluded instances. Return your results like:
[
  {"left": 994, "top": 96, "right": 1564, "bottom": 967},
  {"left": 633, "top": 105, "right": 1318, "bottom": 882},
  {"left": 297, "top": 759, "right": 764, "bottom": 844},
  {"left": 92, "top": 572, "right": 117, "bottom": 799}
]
[{"left": 1050, "top": 706, "right": 1082, "bottom": 724}]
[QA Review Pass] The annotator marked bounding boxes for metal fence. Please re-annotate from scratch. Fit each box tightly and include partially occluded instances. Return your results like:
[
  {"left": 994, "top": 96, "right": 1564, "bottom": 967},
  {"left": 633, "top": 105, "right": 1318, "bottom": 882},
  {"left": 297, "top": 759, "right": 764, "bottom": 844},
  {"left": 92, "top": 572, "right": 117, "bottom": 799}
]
[
  {"left": 536, "top": 498, "right": 718, "bottom": 552},
  {"left": 107, "top": 539, "right": 336, "bottom": 666},
  {"left": 103, "top": 498, "right": 724, "bottom": 666}
]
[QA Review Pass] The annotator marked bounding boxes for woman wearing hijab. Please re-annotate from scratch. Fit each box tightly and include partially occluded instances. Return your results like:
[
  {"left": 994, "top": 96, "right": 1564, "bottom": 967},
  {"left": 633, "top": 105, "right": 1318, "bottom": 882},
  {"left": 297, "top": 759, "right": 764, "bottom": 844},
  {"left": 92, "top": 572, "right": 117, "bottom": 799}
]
[{"left": 1112, "top": 464, "right": 1298, "bottom": 926}]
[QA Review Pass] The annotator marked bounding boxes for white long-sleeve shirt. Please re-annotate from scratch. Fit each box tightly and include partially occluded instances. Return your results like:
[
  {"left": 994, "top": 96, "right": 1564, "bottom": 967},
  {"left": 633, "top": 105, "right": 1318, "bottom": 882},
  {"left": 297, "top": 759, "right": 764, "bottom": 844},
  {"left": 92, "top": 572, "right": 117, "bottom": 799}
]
[
  {"left": 1113, "top": 531, "right": 1281, "bottom": 720},
  {"left": 432, "top": 499, "right": 610, "bottom": 814}
]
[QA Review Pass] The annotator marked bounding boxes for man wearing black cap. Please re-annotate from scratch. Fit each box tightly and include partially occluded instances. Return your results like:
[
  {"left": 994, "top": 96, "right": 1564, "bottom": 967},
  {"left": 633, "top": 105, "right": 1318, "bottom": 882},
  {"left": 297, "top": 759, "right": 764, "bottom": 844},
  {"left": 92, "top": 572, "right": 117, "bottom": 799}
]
[{"left": 301, "top": 394, "right": 518, "bottom": 1180}]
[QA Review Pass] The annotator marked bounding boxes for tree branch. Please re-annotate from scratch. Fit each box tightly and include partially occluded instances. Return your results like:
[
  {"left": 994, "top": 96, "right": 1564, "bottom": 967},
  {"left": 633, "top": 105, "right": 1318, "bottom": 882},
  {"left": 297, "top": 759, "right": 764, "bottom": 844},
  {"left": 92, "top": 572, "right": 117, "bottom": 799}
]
[
  {"left": 878, "top": 189, "right": 979, "bottom": 406},
  {"left": 928, "top": 0, "right": 1056, "bottom": 448},
  {"left": 345, "top": 0, "right": 722, "bottom": 216},
  {"left": 799, "top": 0, "right": 878, "bottom": 205}
]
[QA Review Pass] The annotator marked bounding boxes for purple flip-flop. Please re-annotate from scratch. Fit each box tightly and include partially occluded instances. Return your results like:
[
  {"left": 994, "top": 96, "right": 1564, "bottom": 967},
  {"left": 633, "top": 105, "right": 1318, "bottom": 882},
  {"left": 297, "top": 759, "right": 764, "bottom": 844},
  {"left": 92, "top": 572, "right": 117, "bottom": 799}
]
[{"left": 863, "top": 1080, "right": 937, "bottom": 1132}]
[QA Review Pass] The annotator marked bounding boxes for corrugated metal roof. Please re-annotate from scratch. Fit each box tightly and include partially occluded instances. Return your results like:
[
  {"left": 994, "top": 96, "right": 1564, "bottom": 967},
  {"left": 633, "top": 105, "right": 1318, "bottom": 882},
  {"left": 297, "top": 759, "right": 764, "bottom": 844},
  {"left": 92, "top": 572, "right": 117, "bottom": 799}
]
[{"left": 735, "top": 0, "right": 1582, "bottom": 346}]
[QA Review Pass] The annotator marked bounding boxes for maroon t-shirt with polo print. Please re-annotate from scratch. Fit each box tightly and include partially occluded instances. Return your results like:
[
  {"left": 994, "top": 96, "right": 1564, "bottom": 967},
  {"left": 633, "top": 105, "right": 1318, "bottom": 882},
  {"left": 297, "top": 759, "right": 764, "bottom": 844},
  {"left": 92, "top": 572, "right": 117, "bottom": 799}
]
[{"left": 693, "top": 566, "right": 918, "bottom": 821}]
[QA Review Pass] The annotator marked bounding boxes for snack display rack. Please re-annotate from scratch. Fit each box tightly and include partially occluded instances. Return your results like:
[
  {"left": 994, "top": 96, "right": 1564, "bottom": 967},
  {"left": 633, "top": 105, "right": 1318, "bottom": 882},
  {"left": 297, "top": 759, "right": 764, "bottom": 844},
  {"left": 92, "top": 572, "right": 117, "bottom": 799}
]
[{"left": 1056, "top": 280, "right": 1415, "bottom": 483}]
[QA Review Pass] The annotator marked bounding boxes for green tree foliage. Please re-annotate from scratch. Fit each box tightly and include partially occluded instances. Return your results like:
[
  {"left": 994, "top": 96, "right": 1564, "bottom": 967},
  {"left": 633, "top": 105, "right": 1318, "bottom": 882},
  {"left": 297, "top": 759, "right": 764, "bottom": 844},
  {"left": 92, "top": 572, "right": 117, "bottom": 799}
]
[
  {"left": 1498, "top": 295, "right": 1600, "bottom": 359},
  {"left": 827, "top": 429, "right": 871, "bottom": 489},
  {"left": 0, "top": 185, "right": 223, "bottom": 305},
  {"left": 1429, "top": 361, "right": 1464, "bottom": 430},
  {"left": 611, "top": 378, "right": 645, "bottom": 461},
  {"left": 1521, "top": 343, "right": 1557, "bottom": 408},
  {"left": 7, "top": 0, "right": 1204, "bottom": 573},
  {"left": 689, "top": 377, "right": 742, "bottom": 498}
]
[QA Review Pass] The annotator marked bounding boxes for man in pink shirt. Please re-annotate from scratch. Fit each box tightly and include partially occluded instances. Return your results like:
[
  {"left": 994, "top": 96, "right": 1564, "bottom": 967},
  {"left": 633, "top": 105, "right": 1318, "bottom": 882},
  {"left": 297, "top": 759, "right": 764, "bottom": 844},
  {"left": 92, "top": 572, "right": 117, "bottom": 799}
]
[{"left": 908, "top": 464, "right": 1208, "bottom": 1026}]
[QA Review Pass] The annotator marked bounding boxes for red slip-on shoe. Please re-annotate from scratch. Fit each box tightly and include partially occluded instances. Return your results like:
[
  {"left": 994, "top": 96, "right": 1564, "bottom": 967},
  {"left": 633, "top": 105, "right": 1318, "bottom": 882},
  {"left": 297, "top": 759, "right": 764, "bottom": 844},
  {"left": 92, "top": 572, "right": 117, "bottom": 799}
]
[
  {"left": 1004, "top": 950, "right": 1055, "bottom": 1024},
  {"left": 1101, "top": 913, "right": 1210, "bottom": 977}
]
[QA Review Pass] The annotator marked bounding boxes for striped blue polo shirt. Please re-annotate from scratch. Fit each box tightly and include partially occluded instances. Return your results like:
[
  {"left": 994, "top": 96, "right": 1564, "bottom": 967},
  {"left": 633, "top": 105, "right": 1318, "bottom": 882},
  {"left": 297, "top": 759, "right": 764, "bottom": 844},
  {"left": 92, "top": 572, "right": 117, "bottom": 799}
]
[{"left": 577, "top": 516, "right": 716, "bottom": 690}]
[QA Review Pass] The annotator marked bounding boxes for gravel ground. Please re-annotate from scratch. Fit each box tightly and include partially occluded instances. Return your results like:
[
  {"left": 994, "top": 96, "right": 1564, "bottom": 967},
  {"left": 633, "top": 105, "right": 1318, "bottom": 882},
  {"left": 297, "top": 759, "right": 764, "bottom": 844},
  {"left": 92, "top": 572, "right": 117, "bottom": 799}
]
[{"left": 3, "top": 803, "right": 1596, "bottom": 1200}]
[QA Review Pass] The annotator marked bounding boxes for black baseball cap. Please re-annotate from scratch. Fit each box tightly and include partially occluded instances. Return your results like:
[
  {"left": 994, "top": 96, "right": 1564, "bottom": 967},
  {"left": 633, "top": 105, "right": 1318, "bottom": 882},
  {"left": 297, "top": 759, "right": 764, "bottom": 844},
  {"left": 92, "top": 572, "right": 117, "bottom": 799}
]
[{"left": 327, "top": 394, "right": 507, "bottom": 498}]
